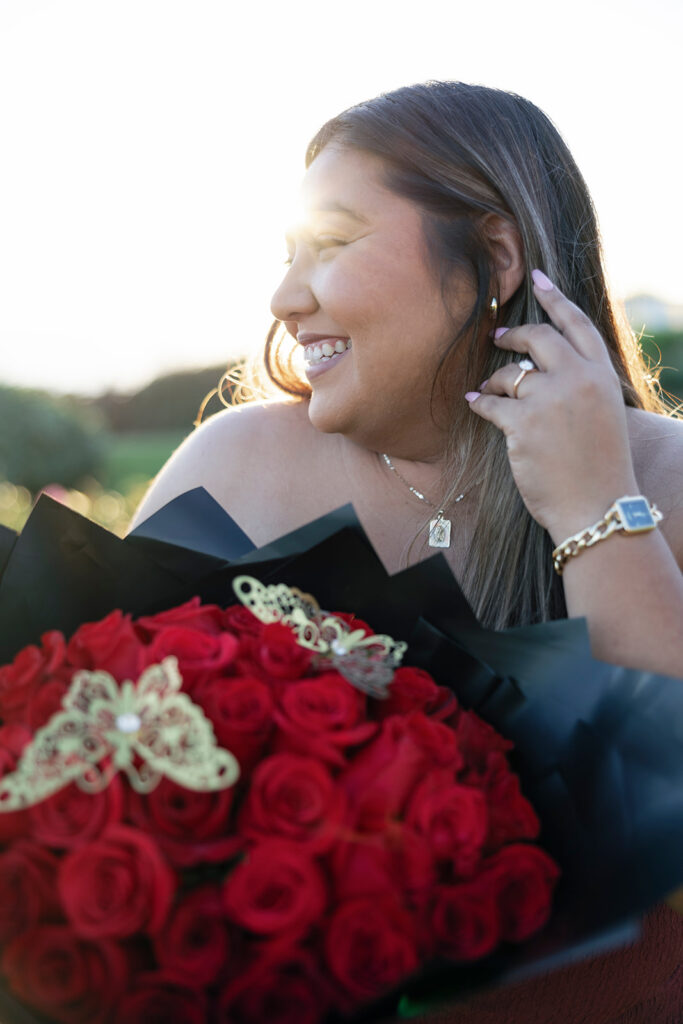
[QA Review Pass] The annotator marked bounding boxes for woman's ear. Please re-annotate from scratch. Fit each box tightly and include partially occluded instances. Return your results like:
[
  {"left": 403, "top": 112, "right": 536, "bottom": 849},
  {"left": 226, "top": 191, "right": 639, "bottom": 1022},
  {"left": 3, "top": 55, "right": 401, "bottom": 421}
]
[{"left": 482, "top": 214, "right": 525, "bottom": 304}]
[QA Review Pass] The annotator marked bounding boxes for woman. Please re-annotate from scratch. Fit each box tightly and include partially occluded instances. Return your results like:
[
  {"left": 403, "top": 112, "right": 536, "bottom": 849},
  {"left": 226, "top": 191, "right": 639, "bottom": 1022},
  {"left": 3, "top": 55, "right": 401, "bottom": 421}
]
[{"left": 130, "top": 82, "right": 683, "bottom": 1020}]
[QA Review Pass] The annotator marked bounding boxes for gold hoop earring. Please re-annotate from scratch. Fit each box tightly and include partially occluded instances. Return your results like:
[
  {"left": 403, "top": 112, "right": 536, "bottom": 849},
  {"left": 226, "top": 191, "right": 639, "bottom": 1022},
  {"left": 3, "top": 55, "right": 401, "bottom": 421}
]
[{"left": 489, "top": 297, "right": 498, "bottom": 319}]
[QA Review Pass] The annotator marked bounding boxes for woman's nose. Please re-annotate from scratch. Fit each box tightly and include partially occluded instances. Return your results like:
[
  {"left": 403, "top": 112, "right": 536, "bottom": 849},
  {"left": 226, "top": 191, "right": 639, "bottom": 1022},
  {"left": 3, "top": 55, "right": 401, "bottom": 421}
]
[{"left": 270, "top": 260, "right": 319, "bottom": 323}]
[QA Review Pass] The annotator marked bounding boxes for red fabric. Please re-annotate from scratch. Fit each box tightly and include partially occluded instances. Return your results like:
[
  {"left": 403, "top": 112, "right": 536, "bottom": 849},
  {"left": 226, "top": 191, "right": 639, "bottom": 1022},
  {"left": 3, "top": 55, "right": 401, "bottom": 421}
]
[{"left": 409, "top": 904, "right": 683, "bottom": 1024}]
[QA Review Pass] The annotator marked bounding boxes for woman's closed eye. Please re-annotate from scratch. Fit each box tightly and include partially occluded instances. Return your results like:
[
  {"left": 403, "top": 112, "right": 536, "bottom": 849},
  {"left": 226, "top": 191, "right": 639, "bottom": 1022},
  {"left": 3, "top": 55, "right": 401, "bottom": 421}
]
[{"left": 284, "top": 236, "right": 348, "bottom": 265}]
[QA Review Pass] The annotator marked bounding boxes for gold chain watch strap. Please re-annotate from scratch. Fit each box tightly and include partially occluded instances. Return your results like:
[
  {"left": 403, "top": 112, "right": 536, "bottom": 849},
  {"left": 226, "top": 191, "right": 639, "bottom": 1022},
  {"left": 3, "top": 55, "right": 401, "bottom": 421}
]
[{"left": 552, "top": 496, "right": 663, "bottom": 575}]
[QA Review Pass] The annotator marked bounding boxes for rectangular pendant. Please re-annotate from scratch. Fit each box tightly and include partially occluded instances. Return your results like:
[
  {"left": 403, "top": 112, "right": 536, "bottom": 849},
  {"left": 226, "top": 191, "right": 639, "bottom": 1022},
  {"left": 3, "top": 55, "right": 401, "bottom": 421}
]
[{"left": 429, "top": 517, "right": 451, "bottom": 548}]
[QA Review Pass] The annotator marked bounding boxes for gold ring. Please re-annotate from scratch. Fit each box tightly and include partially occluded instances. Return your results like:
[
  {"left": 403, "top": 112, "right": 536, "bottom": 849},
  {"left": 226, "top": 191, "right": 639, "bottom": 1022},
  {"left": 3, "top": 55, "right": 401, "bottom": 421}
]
[{"left": 512, "top": 358, "right": 537, "bottom": 399}]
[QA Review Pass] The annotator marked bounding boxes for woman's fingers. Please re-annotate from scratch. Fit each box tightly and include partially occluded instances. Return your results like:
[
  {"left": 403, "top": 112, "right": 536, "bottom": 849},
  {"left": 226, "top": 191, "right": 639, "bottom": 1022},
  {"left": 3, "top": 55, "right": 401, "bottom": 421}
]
[
  {"left": 480, "top": 360, "right": 541, "bottom": 400},
  {"left": 529, "top": 270, "right": 611, "bottom": 363}
]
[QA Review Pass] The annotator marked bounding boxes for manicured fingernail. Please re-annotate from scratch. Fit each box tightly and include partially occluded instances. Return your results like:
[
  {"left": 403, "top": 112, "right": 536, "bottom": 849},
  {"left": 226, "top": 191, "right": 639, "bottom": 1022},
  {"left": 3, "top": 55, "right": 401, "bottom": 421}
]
[
  {"left": 465, "top": 391, "right": 480, "bottom": 402},
  {"left": 479, "top": 379, "right": 489, "bottom": 390},
  {"left": 494, "top": 327, "right": 508, "bottom": 339},
  {"left": 531, "top": 268, "right": 554, "bottom": 291}
]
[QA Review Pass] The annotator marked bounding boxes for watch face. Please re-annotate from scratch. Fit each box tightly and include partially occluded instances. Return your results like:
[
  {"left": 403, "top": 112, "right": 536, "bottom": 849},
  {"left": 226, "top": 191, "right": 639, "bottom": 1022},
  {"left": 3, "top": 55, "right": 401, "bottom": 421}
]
[{"left": 616, "top": 497, "right": 655, "bottom": 532}]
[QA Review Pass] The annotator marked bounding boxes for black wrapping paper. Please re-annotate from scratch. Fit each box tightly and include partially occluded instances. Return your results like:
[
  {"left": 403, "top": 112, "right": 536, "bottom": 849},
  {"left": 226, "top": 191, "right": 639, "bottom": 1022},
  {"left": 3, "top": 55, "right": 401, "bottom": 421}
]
[{"left": 0, "top": 488, "right": 681, "bottom": 1022}]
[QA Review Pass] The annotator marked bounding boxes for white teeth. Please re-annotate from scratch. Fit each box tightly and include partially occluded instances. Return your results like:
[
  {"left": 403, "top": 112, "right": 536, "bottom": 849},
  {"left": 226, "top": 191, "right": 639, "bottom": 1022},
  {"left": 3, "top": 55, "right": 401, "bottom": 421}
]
[{"left": 304, "top": 338, "right": 351, "bottom": 365}]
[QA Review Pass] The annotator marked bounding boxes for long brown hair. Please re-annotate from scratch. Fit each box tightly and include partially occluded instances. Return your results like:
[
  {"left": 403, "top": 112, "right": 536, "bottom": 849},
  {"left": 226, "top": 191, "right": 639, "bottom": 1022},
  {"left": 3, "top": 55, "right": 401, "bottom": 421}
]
[{"left": 263, "top": 81, "right": 665, "bottom": 628}]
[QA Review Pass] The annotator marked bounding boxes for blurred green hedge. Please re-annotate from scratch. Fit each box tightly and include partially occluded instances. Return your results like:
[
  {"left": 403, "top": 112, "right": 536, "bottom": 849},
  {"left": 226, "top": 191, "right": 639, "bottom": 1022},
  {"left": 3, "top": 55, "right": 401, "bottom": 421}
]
[{"left": 0, "top": 386, "right": 106, "bottom": 491}]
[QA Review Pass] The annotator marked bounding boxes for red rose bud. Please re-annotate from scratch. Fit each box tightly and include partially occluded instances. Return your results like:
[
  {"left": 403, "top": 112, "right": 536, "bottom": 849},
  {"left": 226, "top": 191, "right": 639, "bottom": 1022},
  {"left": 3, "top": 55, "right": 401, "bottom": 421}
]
[
  {"left": 29, "top": 776, "right": 124, "bottom": 850},
  {"left": 26, "top": 678, "right": 70, "bottom": 731},
  {"left": 144, "top": 626, "right": 239, "bottom": 691},
  {"left": 324, "top": 897, "right": 419, "bottom": 1002},
  {"left": 378, "top": 666, "right": 458, "bottom": 721},
  {"left": 116, "top": 972, "right": 207, "bottom": 1024},
  {"left": 223, "top": 840, "right": 326, "bottom": 936},
  {"left": 480, "top": 752, "right": 540, "bottom": 847},
  {"left": 2, "top": 926, "right": 129, "bottom": 1024},
  {"left": 218, "top": 942, "right": 331, "bottom": 1024},
  {"left": 255, "top": 622, "right": 312, "bottom": 679},
  {"left": 455, "top": 709, "right": 514, "bottom": 774},
  {"left": 407, "top": 771, "right": 488, "bottom": 876},
  {"left": 154, "top": 885, "right": 230, "bottom": 986},
  {"left": 126, "top": 778, "right": 238, "bottom": 868},
  {"left": 58, "top": 825, "right": 175, "bottom": 939},
  {"left": 273, "top": 672, "right": 376, "bottom": 766},
  {"left": 484, "top": 843, "right": 561, "bottom": 942},
  {"left": 0, "top": 841, "right": 61, "bottom": 944},
  {"left": 431, "top": 877, "right": 501, "bottom": 961},
  {"left": 340, "top": 713, "right": 462, "bottom": 830},
  {"left": 221, "top": 603, "right": 264, "bottom": 636},
  {"left": 0, "top": 631, "right": 67, "bottom": 725},
  {"left": 240, "top": 753, "right": 346, "bottom": 852},
  {"left": 66, "top": 610, "right": 143, "bottom": 682},
  {"left": 136, "top": 596, "right": 225, "bottom": 637},
  {"left": 193, "top": 673, "right": 274, "bottom": 771}
]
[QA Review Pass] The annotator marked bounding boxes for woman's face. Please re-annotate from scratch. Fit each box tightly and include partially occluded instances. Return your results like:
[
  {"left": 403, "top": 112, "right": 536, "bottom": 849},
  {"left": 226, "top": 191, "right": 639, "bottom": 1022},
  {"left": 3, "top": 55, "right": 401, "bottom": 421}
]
[{"left": 270, "top": 145, "right": 473, "bottom": 458}]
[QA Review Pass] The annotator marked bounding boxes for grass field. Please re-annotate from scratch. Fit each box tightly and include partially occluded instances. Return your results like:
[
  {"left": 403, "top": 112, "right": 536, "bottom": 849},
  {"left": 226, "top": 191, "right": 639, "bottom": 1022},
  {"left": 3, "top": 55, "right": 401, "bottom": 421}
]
[{"left": 99, "top": 429, "right": 190, "bottom": 492}]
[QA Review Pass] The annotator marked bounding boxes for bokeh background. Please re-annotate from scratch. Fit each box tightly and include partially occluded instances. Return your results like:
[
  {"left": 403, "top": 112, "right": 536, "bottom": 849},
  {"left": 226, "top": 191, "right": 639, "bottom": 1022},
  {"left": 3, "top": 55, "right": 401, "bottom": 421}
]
[{"left": 2, "top": 0, "right": 682, "bottom": 537}]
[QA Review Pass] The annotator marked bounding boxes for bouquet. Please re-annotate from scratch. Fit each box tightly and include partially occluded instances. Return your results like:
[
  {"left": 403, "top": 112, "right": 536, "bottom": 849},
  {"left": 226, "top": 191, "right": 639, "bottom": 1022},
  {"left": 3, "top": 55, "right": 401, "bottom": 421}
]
[
  {"left": 0, "top": 579, "right": 559, "bottom": 1024},
  {"left": 0, "top": 487, "right": 681, "bottom": 1023}
]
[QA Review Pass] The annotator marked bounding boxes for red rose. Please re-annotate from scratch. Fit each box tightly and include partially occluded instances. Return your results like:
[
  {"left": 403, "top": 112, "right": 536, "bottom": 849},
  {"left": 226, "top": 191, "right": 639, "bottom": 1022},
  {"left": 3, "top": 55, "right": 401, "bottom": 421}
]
[
  {"left": 66, "top": 610, "right": 143, "bottom": 682},
  {"left": 340, "top": 713, "right": 461, "bottom": 830},
  {"left": 58, "top": 824, "right": 175, "bottom": 938},
  {"left": 29, "top": 776, "right": 124, "bottom": 850},
  {"left": 324, "top": 897, "right": 419, "bottom": 1002},
  {"left": 480, "top": 752, "right": 540, "bottom": 847},
  {"left": 379, "top": 666, "right": 458, "bottom": 721},
  {"left": 2, "top": 926, "right": 129, "bottom": 1024},
  {"left": 193, "top": 673, "right": 274, "bottom": 770},
  {"left": 223, "top": 840, "right": 326, "bottom": 936},
  {"left": 331, "top": 611, "right": 374, "bottom": 636},
  {"left": 254, "top": 622, "right": 312, "bottom": 679},
  {"left": 127, "top": 777, "right": 239, "bottom": 867},
  {"left": 0, "top": 630, "right": 66, "bottom": 724},
  {"left": 240, "top": 753, "right": 346, "bottom": 852},
  {"left": 116, "top": 972, "right": 207, "bottom": 1024},
  {"left": 144, "top": 626, "right": 238, "bottom": 691},
  {"left": 27, "top": 677, "right": 70, "bottom": 730},
  {"left": 406, "top": 770, "right": 488, "bottom": 876},
  {"left": 330, "top": 837, "right": 397, "bottom": 902},
  {"left": 273, "top": 672, "right": 376, "bottom": 766},
  {"left": 222, "top": 603, "right": 264, "bottom": 636},
  {"left": 332, "top": 826, "right": 436, "bottom": 909},
  {"left": 136, "top": 596, "right": 225, "bottom": 637},
  {"left": 484, "top": 843, "right": 560, "bottom": 941},
  {"left": 431, "top": 877, "right": 501, "bottom": 961},
  {"left": 218, "top": 941, "right": 331, "bottom": 1024},
  {"left": 455, "top": 709, "right": 514, "bottom": 774},
  {"left": 0, "top": 723, "right": 32, "bottom": 841},
  {"left": 154, "top": 885, "right": 230, "bottom": 986},
  {"left": 0, "top": 840, "right": 61, "bottom": 943}
]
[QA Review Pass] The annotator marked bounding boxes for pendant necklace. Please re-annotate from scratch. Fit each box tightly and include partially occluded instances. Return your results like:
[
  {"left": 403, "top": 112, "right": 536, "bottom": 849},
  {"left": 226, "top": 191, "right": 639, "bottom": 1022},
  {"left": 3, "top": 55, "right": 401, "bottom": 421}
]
[{"left": 380, "top": 452, "right": 474, "bottom": 549}]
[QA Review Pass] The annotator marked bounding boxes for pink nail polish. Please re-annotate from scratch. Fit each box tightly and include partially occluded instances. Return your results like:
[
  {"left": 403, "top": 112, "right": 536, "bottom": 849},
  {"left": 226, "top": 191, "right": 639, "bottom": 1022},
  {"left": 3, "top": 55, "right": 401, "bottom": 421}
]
[
  {"left": 479, "top": 379, "right": 489, "bottom": 390},
  {"left": 531, "top": 268, "right": 554, "bottom": 291},
  {"left": 465, "top": 391, "right": 480, "bottom": 402},
  {"left": 494, "top": 327, "right": 508, "bottom": 339}
]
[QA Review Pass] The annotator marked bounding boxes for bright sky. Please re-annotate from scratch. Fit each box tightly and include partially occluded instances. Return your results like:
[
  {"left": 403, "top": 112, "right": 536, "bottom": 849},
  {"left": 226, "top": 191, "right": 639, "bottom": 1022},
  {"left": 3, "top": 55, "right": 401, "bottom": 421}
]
[{"left": 1, "top": 0, "right": 681, "bottom": 395}]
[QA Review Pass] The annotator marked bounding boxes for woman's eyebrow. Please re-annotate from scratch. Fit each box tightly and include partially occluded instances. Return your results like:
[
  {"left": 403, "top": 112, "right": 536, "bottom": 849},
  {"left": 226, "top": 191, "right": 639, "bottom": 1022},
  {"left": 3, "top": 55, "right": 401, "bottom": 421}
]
[{"left": 310, "top": 200, "right": 369, "bottom": 223}]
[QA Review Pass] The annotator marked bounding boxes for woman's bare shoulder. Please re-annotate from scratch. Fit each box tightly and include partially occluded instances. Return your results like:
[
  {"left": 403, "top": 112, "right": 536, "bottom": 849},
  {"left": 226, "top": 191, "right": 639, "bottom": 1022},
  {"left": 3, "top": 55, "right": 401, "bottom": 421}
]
[{"left": 127, "top": 399, "right": 322, "bottom": 531}]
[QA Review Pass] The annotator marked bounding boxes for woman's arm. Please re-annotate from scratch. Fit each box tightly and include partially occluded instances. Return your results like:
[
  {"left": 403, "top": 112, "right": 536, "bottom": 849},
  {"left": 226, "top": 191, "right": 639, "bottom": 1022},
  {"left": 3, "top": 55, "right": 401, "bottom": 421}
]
[{"left": 467, "top": 271, "right": 683, "bottom": 678}]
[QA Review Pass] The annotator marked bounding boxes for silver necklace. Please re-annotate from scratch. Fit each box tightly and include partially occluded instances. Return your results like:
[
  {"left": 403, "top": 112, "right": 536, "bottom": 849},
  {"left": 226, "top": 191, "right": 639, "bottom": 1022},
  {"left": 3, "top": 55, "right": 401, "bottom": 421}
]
[{"left": 381, "top": 452, "right": 469, "bottom": 549}]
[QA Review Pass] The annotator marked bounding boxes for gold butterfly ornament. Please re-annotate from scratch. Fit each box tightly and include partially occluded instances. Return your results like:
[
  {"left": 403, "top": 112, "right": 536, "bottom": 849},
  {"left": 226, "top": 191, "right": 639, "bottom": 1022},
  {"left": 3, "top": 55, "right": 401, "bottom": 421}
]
[{"left": 0, "top": 577, "right": 405, "bottom": 812}]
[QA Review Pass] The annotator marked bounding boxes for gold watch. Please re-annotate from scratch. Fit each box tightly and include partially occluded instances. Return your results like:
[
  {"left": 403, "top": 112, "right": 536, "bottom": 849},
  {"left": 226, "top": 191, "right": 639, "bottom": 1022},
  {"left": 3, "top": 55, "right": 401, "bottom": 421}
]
[{"left": 552, "top": 496, "right": 663, "bottom": 575}]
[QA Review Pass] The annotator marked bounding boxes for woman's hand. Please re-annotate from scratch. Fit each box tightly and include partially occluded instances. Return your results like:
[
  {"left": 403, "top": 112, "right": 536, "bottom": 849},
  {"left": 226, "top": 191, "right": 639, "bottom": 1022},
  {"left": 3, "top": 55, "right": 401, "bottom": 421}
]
[{"left": 466, "top": 269, "right": 639, "bottom": 545}]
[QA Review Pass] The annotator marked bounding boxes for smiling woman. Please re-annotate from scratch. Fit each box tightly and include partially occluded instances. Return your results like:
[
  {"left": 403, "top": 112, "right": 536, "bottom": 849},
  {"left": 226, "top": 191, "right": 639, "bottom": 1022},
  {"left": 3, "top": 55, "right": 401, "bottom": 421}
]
[{"left": 125, "top": 77, "right": 683, "bottom": 1024}]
